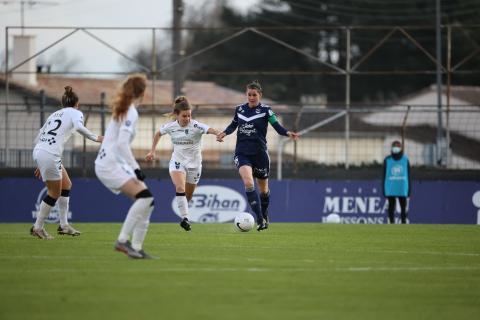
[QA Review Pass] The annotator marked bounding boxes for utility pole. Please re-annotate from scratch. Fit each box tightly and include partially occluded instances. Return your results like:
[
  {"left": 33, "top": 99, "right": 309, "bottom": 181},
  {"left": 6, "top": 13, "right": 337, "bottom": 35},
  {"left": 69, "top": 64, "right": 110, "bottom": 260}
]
[
  {"left": 435, "top": 0, "right": 444, "bottom": 166},
  {"left": 172, "top": 0, "right": 184, "bottom": 99},
  {"left": 0, "top": 1, "right": 58, "bottom": 36}
]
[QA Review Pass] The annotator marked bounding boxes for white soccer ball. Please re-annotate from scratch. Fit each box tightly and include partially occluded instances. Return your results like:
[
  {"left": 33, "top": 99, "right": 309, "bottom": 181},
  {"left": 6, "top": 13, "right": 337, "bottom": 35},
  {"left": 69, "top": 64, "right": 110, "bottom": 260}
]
[{"left": 234, "top": 212, "right": 255, "bottom": 232}]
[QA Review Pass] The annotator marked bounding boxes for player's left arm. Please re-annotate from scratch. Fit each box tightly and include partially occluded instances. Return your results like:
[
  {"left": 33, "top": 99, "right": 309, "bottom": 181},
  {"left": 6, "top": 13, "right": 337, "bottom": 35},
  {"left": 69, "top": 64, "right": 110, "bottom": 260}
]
[
  {"left": 73, "top": 111, "right": 102, "bottom": 142},
  {"left": 268, "top": 108, "right": 299, "bottom": 140}
]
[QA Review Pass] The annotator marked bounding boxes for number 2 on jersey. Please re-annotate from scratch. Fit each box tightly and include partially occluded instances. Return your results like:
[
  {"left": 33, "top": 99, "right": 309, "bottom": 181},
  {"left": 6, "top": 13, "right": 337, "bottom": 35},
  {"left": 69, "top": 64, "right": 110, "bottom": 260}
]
[{"left": 47, "top": 120, "right": 62, "bottom": 136}]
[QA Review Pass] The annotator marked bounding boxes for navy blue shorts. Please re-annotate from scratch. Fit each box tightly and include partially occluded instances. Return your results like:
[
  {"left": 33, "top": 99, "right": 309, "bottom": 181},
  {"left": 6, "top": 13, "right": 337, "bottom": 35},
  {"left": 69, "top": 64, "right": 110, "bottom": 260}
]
[{"left": 234, "top": 151, "right": 270, "bottom": 179}]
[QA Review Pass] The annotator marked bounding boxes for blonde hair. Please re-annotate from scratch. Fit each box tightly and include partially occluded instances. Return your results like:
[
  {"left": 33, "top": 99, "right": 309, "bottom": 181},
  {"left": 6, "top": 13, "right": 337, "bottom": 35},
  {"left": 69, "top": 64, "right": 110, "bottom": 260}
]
[
  {"left": 62, "top": 86, "right": 79, "bottom": 107},
  {"left": 112, "top": 73, "right": 147, "bottom": 121},
  {"left": 166, "top": 96, "right": 192, "bottom": 119}
]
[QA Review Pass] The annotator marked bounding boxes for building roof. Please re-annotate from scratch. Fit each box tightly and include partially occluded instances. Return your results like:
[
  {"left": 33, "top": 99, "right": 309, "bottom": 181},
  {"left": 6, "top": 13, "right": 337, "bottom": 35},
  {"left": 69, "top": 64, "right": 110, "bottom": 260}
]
[
  {"left": 2, "top": 74, "right": 289, "bottom": 112},
  {"left": 392, "top": 84, "right": 480, "bottom": 106},
  {"left": 33, "top": 75, "right": 250, "bottom": 106}
]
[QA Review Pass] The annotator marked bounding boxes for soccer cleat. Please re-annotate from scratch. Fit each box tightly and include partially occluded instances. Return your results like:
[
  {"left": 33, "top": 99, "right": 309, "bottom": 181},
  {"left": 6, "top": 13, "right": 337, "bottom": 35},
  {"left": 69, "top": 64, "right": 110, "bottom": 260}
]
[
  {"left": 137, "top": 249, "right": 154, "bottom": 259},
  {"left": 30, "top": 226, "right": 54, "bottom": 240},
  {"left": 114, "top": 240, "right": 143, "bottom": 259},
  {"left": 180, "top": 218, "right": 191, "bottom": 231},
  {"left": 256, "top": 219, "right": 269, "bottom": 231},
  {"left": 57, "top": 224, "right": 81, "bottom": 236}
]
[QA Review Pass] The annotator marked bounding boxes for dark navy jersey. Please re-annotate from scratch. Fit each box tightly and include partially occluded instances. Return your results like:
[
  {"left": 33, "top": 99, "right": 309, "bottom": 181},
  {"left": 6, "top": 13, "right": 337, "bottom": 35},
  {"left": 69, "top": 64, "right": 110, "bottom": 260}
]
[{"left": 223, "top": 102, "right": 288, "bottom": 155}]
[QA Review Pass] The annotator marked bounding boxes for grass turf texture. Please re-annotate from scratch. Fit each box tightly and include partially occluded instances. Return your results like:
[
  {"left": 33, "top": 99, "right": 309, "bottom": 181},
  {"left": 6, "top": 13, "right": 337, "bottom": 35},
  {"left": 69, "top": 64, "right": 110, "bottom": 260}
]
[{"left": 0, "top": 223, "right": 479, "bottom": 320}]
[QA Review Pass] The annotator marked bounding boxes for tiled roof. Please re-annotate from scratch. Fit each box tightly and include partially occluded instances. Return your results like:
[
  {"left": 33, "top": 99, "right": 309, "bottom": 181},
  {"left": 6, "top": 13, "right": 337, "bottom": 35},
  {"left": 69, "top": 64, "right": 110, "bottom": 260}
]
[{"left": 33, "top": 75, "right": 249, "bottom": 106}]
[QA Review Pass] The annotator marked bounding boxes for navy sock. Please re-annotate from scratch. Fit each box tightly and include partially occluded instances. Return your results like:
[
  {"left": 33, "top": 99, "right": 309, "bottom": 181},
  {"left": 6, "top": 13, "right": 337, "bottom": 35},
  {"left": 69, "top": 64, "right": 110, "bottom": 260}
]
[
  {"left": 260, "top": 192, "right": 270, "bottom": 220},
  {"left": 245, "top": 188, "right": 262, "bottom": 223}
]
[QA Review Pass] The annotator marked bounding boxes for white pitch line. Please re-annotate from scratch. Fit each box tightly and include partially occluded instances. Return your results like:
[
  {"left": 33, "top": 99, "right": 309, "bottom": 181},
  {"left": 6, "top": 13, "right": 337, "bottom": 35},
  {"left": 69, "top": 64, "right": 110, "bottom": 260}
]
[
  {"left": 371, "top": 250, "right": 480, "bottom": 257},
  {"left": 5, "top": 266, "right": 476, "bottom": 274}
]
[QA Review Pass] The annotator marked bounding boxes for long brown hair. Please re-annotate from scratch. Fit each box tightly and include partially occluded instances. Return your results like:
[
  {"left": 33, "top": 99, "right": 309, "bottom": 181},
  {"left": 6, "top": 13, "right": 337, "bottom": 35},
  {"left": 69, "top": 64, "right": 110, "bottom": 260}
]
[
  {"left": 62, "top": 86, "right": 79, "bottom": 107},
  {"left": 112, "top": 73, "right": 147, "bottom": 121}
]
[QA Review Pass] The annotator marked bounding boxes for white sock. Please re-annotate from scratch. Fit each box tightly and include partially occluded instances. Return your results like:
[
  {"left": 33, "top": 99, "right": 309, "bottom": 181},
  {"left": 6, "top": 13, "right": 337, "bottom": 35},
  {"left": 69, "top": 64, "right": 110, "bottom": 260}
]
[
  {"left": 34, "top": 201, "right": 52, "bottom": 230},
  {"left": 58, "top": 196, "right": 70, "bottom": 227},
  {"left": 176, "top": 195, "right": 189, "bottom": 219},
  {"left": 118, "top": 197, "right": 152, "bottom": 243},
  {"left": 131, "top": 199, "right": 154, "bottom": 251}
]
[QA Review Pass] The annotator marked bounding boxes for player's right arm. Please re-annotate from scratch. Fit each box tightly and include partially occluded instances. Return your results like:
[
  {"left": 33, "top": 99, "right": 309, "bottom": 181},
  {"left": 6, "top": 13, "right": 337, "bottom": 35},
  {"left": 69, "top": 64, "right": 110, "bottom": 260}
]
[
  {"left": 146, "top": 122, "right": 174, "bottom": 162},
  {"left": 217, "top": 107, "right": 239, "bottom": 142},
  {"left": 145, "top": 131, "right": 163, "bottom": 162}
]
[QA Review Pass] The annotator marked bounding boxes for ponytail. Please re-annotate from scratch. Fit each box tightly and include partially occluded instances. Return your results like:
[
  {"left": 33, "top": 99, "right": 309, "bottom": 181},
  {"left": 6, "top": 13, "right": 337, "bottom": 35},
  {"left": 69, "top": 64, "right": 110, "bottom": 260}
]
[
  {"left": 62, "top": 86, "right": 79, "bottom": 108},
  {"left": 112, "top": 73, "right": 147, "bottom": 121}
]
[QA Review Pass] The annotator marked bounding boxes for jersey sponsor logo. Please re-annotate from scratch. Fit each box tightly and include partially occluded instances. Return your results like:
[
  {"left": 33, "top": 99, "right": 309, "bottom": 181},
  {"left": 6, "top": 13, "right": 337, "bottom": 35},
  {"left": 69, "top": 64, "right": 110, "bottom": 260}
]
[
  {"left": 173, "top": 140, "right": 194, "bottom": 145},
  {"left": 237, "top": 113, "right": 266, "bottom": 122},
  {"left": 125, "top": 120, "right": 131, "bottom": 127},
  {"left": 239, "top": 123, "right": 257, "bottom": 136},
  {"left": 32, "top": 187, "right": 72, "bottom": 224},
  {"left": 171, "top": 185, "right": 247, "bottom": 223}
]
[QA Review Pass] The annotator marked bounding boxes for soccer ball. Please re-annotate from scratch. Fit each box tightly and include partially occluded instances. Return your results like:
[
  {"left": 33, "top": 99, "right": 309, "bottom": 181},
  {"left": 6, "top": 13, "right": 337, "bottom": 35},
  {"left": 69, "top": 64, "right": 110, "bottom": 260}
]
[{"left": 234, "top": 212, "right": 255, "bottom": 232}]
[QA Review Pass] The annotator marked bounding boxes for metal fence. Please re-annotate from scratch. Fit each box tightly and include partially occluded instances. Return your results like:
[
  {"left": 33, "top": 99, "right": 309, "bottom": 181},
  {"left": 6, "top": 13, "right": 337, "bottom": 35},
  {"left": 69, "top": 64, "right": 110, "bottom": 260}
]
[{"left": 1, "top": 102, "right": 479, "bottom": 176}]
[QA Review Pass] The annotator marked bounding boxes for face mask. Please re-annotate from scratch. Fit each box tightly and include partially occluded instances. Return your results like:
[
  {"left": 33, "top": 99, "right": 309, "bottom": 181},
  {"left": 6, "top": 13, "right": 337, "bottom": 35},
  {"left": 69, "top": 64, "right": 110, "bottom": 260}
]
[{"left": 391, "top": 146, "right": 401, "bottom": 154}]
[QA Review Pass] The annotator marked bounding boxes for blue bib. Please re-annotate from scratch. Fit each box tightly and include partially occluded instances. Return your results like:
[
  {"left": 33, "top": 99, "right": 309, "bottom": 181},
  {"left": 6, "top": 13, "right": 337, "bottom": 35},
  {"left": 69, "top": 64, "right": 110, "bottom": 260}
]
[{"left": 384, "top": 155, "right": 409, "bottom": 197}]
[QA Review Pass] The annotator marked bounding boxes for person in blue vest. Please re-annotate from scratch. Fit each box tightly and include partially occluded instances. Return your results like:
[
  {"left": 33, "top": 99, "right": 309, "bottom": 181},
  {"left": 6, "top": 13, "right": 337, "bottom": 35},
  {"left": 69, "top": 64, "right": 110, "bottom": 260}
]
[
  {"left": 216, "top": 80, "right": 299, "bottom": 231},
  {"left": 382, "top": 140, "right": 411, "bottom": 224}
]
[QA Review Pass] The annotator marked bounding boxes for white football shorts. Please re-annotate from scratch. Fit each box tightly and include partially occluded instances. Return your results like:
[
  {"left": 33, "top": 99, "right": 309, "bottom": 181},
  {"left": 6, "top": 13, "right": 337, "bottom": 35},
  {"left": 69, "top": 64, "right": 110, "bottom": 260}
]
[
  {"left": 168, "top": 159, "right": 202, "bottom": 185},
  {"left": 33, "top": 148, "right": 62, "bottom": 182},
  {"left": 95, "top": 162, "right": 136, "bottom": 194}
]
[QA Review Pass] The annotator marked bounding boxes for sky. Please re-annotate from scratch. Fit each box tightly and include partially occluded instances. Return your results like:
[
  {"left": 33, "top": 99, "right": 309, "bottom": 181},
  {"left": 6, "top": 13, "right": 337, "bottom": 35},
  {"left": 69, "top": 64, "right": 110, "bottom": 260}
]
[{"left": 0, "top": 0, "right": 259, "bottom": 75}]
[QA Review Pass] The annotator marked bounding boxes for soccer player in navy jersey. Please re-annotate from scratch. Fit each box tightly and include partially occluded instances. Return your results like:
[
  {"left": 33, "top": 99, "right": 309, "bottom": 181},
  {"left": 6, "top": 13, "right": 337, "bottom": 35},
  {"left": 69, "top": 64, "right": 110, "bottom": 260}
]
[{"left": 217, "top": 80, "right": 299, "bottom": 231}]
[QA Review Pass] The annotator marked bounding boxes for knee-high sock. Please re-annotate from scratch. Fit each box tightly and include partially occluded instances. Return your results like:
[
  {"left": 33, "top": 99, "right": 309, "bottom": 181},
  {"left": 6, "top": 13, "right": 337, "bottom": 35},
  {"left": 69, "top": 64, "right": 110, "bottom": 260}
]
[
  {"left": 58, "top": 189, "right": 70, "bottom": 227},
  {"left": 118, "top": 198, "right": 152, "bottom": 243},
  {"left": 176, "top": 192, "right": 189, "bottom": 219},
  {"left": 387, "top": 197, "right": 396, "bottom": 224},
  {"left": 34, "top": 195, "right": 57, "bottom": 229},
  {"left": 132, "top": 198, "right": 154, "bottom": 251},
  {"left": 246, "top": 187, "right": 262, "bottom": 223},
  {"left": 260, "top": 191, "right": 270, "bottom": 220}
]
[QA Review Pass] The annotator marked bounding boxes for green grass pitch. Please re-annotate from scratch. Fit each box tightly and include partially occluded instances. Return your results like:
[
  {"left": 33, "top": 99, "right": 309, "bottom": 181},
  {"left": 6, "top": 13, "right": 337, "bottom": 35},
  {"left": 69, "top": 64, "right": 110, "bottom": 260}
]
[{"left": 0, "top": 223, "right": 479, "bottom": 320}]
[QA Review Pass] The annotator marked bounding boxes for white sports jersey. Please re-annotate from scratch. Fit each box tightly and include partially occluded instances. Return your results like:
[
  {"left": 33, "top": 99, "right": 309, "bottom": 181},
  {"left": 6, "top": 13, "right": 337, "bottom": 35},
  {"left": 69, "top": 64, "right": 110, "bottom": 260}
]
[
  {"left": 160, "top": 119, "right": 209, "bottom": 166},
  {"left": 34, "top": 107, "right": 98, "bottom": 156},
  {"left": 95, "top": 105, "right": 139, "bottom": 170}
]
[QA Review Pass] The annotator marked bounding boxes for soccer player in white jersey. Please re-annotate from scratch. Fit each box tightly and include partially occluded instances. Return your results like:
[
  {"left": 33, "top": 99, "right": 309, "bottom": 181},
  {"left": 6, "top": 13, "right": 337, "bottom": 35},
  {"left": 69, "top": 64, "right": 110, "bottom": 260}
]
[
  {"left": 145, "top": 96, "right": 220, "bottom": 231},
  {"left": 95, "top": 74, "right": 154, "bottom": 259},
  {"left": 31, "top": 86, "right": 103, "bottom": 239}
]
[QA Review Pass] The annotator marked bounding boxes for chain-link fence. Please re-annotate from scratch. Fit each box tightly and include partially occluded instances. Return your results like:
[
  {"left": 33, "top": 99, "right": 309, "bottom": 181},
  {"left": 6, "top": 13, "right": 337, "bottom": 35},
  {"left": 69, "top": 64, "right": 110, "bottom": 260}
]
[{"left": 1, "top": 101, "right": 479, "bottom": 175}]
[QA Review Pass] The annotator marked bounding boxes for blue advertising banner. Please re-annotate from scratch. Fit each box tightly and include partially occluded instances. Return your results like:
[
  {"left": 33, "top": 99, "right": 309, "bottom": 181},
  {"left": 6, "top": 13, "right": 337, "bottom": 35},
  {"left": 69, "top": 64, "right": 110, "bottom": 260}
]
[{"left": 0, "top": 178, "right": 479, "bottom": 224}]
